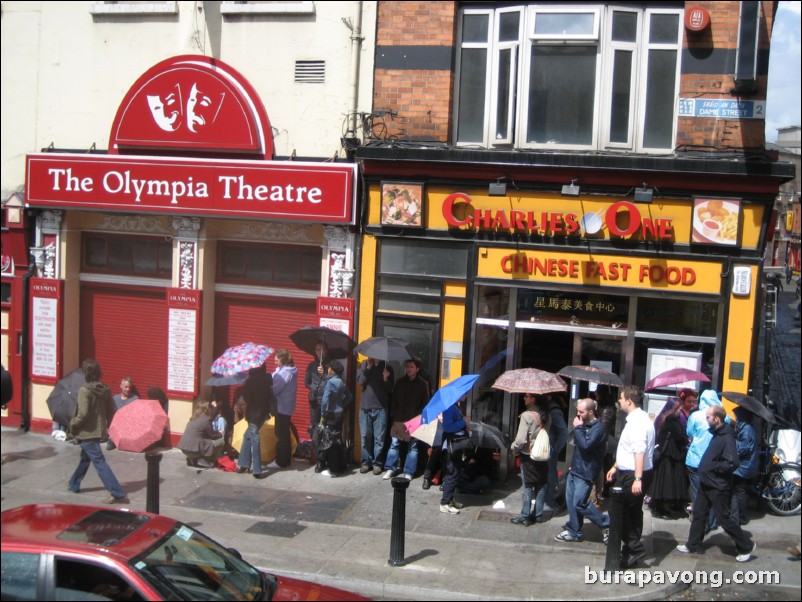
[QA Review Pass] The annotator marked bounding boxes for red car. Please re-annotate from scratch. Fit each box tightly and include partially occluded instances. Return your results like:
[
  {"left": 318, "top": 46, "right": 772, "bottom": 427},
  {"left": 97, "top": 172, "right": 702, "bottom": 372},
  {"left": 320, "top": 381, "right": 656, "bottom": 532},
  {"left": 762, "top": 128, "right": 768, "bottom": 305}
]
[{"left": 1, "top": 504, "right": 370, "bottom": 601}]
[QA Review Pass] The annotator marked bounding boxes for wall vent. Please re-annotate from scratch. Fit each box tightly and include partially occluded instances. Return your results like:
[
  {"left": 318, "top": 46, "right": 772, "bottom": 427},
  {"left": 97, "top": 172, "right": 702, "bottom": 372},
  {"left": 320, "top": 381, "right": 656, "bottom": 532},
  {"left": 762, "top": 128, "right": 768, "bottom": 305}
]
[{"left": 294, "top": 61, "right": 325, "bottom": 84}]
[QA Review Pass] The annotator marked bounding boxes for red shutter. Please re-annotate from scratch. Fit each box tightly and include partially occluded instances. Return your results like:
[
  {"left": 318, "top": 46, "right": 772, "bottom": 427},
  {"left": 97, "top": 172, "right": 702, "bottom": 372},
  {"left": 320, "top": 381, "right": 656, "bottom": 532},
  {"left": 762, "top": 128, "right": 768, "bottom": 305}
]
[
  {"left": 79, "top": 284, "right": 167, "bottom": 398},
  {"left": 214, "top": 293, "right": 316, "bottom": 435}
]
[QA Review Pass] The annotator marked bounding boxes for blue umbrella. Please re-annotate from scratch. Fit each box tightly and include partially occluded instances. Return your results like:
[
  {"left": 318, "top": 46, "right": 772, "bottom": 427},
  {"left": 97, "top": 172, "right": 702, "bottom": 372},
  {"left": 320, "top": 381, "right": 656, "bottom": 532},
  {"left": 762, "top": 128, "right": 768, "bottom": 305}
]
[{"left": 421, "top": 374, "right": 480, "bottom": 424}]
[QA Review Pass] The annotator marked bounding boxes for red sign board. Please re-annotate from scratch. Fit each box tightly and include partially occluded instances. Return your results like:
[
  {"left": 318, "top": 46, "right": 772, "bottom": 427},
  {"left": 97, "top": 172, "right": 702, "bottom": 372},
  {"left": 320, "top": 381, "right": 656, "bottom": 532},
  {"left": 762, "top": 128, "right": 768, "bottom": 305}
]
[
  {"left": 317, "top": 296, "right": 355, "bottom": 338},
  {"left": 166, "top": 288, "right": 202, "bottom": 399},
  {"left": 29, "top": 278, "right": 64, "bottom": 384},
  {"left": 26, "top": 153, "right": 356, "bottom": 224}
]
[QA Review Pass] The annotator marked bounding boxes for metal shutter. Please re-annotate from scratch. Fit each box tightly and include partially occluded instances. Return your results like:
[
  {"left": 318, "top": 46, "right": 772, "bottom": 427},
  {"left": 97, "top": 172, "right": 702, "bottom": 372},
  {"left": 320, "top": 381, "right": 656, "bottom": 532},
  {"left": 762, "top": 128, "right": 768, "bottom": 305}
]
[
  {"left": 214, "top": 293, "right": 316, "bottom": 436},
  {"left": 79, "top": 284, "right": 167, "bottom": 398}
]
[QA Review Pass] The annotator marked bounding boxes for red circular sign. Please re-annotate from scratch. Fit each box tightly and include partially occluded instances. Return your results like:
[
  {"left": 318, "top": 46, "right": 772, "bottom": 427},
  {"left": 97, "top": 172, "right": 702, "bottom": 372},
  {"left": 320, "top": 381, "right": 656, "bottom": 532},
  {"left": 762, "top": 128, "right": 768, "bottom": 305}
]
[{"left": 685, "top": 7, "right": 710, "bottom": 32}]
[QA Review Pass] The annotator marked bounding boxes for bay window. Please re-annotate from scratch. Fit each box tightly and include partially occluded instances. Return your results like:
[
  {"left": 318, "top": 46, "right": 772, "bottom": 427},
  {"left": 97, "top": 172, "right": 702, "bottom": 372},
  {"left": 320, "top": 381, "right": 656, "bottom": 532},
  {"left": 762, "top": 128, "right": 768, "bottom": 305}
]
[{"left": 455, "top": 3, "right": 683, "bottom": 153}]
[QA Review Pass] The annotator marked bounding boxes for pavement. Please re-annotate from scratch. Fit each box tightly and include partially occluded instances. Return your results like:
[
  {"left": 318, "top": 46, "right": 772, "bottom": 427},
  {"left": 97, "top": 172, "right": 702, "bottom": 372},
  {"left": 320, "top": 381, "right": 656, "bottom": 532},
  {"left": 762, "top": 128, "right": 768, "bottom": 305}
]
[{"left": 2, "top": 289, "right": 800, "bottom": 601}]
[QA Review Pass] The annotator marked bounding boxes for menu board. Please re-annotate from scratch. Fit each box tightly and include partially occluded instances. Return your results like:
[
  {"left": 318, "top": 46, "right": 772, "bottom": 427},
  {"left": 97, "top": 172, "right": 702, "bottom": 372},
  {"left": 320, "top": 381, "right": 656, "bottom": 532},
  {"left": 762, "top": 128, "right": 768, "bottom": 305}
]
[
  {"left": 29, "top": 278, "right": 63, "bottom": 383},
  {"left": 645, "top": 348, "right": 703, "bottom": 391}
]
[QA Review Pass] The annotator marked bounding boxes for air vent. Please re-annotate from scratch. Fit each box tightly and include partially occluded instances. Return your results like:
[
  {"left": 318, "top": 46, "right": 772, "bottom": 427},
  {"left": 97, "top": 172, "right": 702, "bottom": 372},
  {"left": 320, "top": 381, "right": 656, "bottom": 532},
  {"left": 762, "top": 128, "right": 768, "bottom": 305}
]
[{"left": 295, "top": 60, "right": 325, "bottom": 84}]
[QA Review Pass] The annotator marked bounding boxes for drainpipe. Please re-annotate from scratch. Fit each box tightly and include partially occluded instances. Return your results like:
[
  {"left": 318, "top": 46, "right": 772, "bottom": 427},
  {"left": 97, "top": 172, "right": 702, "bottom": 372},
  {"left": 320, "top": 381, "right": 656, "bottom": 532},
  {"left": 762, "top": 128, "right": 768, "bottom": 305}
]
[{"left": 346, "top": 1, "right": 364, "bottom": 138}]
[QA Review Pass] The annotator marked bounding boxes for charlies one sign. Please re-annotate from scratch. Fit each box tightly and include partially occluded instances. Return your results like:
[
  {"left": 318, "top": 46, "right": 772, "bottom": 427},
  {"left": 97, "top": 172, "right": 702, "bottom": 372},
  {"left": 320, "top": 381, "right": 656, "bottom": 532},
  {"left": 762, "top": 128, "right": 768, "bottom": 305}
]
[{"left": 443, "top": 192, "right": 675, "bottom": 240}]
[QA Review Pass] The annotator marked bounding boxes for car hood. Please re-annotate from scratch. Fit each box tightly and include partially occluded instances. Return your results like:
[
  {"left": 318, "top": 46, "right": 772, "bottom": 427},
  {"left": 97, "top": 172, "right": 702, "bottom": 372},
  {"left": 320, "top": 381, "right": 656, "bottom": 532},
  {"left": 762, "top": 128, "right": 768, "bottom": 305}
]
[{"left": 273, "top": 574, "right": 370, "bottom": 601}]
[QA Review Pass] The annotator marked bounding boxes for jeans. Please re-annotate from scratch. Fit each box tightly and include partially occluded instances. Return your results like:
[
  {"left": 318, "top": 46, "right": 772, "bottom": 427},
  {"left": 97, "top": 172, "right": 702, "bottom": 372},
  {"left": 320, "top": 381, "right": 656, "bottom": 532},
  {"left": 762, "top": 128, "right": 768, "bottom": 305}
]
[
  {"left": 68, "top": 439, "right": 125, "bottom": 499},
  {"left": 564, "top": 472, "right": 609, "bottom": 539},
  {"left": 238, "top": 421, "right": 264, "bottom": 475},
  {"left": 688, "top": 466, "right": 718, "bottom": 532},
  {"left": 359, "top": 408, "right": 387, "bottom": 468},
  {"left": 440, "top": 446, "right": 459, "bottom": 505},
  {"left": 518, "top": 465, "right": 546, "bottom": 521},
  {"left": 384, "top": 437, "right": 419, "bottom": 476}
]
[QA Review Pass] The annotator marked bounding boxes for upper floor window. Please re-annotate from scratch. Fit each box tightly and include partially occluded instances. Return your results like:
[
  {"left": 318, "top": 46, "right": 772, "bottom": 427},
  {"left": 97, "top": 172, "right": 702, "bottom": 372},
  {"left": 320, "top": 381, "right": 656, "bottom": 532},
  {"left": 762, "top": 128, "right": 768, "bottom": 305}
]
[
  {"left": 82, "top": 234, "right": 172, "bottom": 277},
  {"left": 455, "top": 4, "right": 683, "bottom": 153},
  {"left": 217, "top": 243, "right": 321, "bottom": 289}
]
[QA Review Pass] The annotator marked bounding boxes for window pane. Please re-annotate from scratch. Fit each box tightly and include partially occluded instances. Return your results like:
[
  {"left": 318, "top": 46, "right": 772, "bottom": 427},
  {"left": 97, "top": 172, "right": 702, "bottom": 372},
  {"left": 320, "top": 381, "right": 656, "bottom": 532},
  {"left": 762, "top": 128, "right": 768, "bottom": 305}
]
[
  {"left": 637, "top": 298, "right": 718, "bottom": 337},
  {"left": 495, "top": 48, "right": 512, "bottom": 140},
  {"left": 221, "top": 247, "right": 246, "bottom": 278},
  {"left": 249, "top": 248, "right": 275, "bottom": 282},
  {"left": 133, "top": 241, "right": 159, "bottom": 273},
  {"left": 642, "top": 49, "right": 677, "bottom": 148},
  {"left": 378, "top": 296, "right": 440, "bottom": 315},
  {"left": 457, "top": 48, "right": 488, "bottom": 143},
  {"left": 610, "top": 50, "right": 633, "bottom": 143},
  {"left": 499, "top": 11, "right": 520, "bottom": 42},
  {"left": 612, "top": 11, "right": 637, "bottom": 42},
  {"left": 380, "top": 240, "right": 468, "bottom": 278},
  {"left": 108, "top": 238, "right": 131, "bottom": 271},
  {"left": 649, "top": 13, "right": 679, "bottom": 44},
  {"left": 527, "top": 46, "right": 596, "bottom": 145},
  {"left": 85, "top": 237, "right": 107, "bottom": 269},
  {"left": 380, "top": 275, "right": 441, "bottom": 295},
  {"left": 535, "top": 13, "right": 594, "bottom": 35},
  {"left": 462, "top": 13, "right": 488, "bottom": 43},
  {"left": 1, "top": 552, "right": 40, "bottom": 601},
  {"left": 273, "top": 250, "right": 298, "bottom": 283},
  {"left": 300, "top": 251, "right": 321, "bottom": 285},
  {"left": 158, "top": 242, "right": 172, "bottom": 275}
]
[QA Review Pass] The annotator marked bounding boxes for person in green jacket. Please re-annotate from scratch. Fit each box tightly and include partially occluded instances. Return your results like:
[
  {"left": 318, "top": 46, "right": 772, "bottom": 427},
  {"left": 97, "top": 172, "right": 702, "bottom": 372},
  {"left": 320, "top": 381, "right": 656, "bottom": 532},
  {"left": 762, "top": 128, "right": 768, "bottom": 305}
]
[{"left": 67, "top": 359, "right": 129, "bottom": 504}]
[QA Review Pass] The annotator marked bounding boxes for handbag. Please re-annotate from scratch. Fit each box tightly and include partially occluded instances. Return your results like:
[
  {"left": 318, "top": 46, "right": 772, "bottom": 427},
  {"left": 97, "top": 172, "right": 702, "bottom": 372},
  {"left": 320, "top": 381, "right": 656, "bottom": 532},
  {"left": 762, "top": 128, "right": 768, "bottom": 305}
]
[{"left": 529, "top": 428, "right": 550, "bottom": 462}]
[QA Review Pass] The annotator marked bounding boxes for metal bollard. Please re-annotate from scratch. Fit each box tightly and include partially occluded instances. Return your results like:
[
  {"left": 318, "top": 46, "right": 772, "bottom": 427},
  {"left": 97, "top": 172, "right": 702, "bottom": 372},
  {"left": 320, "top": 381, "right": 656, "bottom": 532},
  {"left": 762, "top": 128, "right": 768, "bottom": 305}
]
[
  {"left": 604, "top": 486, "right": 624, "bottom": 571},
  {"left": 388, "top": 476, "right": 411, "bottom": 566},
  {"left": 145, "top": 451, "right": 163, "bottom": 514}
]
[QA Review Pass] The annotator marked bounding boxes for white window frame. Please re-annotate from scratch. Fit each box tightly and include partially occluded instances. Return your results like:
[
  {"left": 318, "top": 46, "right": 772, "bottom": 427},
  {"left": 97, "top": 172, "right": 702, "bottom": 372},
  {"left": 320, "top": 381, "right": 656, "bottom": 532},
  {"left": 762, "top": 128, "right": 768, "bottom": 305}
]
[
  {"left": 454, "top": 3, "right": 683, "bottom": 154},
  {"left": 90, "top": 2, "right": 178, "bottom": 15},
  {"left": 489, "top": 7, "right": 523, "bottom": 146}
]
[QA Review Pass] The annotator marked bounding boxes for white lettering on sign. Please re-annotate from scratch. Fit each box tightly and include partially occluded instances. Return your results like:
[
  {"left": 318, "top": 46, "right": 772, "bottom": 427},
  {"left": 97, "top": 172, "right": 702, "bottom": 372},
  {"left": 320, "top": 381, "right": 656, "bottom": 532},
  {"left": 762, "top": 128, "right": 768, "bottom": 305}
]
[{"left": 218, "top": 175, "right": 322, "bottom": 203}]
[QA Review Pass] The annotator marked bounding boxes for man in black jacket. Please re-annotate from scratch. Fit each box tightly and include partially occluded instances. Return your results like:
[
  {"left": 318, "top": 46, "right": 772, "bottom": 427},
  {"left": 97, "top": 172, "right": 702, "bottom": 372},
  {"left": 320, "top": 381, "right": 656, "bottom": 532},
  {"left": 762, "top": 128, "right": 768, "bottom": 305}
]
[{"left": 676, "top": 404, "right": 755, "bottom": 562}]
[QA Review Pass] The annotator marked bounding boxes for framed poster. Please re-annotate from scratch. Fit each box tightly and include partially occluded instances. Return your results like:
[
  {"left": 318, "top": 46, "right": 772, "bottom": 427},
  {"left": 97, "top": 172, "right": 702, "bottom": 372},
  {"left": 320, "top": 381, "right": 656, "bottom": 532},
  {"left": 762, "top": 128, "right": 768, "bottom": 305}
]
[
  {"left": 381, "top": 181, "right": 424, "bottom": 227},
  {"left": 645, "top": 348, "right": 703, "bottom": 391},
  {"left": 691, "top": 197, "right": 741, "bottom": 246}
]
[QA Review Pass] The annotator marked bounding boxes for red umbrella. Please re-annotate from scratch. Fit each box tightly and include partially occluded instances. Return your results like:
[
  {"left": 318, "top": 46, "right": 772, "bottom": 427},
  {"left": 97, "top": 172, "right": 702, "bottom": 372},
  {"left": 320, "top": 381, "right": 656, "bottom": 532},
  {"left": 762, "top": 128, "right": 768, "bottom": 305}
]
[
  {"left": 644, "top": 368, "right": 710, "bottom": 392},
  {"left": 108, "top": 398, "right": 169, "bottom": 452}
]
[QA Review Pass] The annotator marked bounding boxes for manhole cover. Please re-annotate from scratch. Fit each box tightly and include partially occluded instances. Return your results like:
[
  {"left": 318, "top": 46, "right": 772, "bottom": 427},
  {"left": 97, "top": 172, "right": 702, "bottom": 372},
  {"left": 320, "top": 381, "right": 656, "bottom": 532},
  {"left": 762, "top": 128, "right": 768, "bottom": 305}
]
[
  {"left": 245, "top": 521, "right": 306, "bottom": 538},
  {"left": 477, "top": 510, "right": 516, "bottom": 523}
]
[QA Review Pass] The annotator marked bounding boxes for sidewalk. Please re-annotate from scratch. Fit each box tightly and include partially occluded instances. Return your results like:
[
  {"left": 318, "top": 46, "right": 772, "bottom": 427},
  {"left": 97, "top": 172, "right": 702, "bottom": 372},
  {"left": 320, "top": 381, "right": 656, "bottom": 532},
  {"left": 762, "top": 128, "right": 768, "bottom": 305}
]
[{"left": 2, "top": 427, "right": 800, "bottom": 601}]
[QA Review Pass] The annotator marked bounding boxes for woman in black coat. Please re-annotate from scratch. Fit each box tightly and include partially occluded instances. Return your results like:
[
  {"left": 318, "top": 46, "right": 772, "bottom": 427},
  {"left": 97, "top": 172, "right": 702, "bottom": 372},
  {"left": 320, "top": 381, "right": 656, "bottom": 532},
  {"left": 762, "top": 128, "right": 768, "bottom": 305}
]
[{"left": 649, "top": 397, "right": 690, "bottom": 518}]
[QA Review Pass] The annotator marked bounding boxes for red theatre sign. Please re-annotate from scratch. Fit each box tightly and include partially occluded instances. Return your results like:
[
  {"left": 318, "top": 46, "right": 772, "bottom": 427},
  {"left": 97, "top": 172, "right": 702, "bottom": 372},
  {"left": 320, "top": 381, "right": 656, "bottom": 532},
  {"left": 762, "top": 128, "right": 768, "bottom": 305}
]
[{"left": 25, "top": 153, "right": 356, "bottom": 224}]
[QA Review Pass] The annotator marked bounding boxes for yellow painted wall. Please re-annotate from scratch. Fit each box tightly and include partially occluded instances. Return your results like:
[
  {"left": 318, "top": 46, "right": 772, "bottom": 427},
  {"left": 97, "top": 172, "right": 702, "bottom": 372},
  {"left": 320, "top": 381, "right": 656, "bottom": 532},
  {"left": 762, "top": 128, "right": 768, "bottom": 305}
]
[{"left": 721, "top": 264, "right": 760, "bottom": 396}]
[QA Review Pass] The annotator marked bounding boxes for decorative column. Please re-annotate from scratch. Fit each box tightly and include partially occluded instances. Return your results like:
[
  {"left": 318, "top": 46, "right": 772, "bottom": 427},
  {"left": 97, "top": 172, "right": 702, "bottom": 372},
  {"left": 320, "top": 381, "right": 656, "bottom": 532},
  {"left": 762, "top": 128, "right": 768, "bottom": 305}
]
[
  {"left": 172, "top": 217, "right": 202, "bottom": 289},
  {"left": 324, "top": 226, "right": 355, "bottom": 298},
  {"left": 31, "top": 210, "right": 63, "bottom": 278}
]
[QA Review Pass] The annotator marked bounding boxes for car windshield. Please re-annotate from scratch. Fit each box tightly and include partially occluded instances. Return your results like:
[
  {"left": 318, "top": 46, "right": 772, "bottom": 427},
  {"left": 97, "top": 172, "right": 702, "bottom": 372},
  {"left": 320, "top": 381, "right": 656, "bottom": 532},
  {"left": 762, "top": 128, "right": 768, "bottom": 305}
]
[{"left": 132, "top": 523, "right": 274, "bottom": 601}]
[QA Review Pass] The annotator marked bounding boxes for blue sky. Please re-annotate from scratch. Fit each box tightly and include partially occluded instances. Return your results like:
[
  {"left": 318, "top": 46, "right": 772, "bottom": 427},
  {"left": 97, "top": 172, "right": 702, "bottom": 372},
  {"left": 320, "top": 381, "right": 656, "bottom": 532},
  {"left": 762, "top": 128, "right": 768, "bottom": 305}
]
[{"left": 766, "top": 1, "right": 801, "bottom": 142}]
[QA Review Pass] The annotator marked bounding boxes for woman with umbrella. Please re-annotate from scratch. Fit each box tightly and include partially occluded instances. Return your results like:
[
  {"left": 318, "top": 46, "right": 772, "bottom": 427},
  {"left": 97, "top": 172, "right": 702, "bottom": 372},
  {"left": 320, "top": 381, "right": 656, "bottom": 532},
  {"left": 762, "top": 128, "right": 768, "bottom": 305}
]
[
  {"left": 510, "top": 393, "right": 549, "bottom": 526},
  {"left": 648, "top": 398, "right": 689, "bottom": 519}
]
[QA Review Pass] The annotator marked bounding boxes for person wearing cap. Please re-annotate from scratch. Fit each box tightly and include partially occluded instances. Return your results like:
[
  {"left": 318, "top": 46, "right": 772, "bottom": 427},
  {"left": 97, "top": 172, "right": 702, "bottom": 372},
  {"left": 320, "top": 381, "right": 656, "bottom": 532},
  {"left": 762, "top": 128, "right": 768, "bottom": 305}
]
[{"left": 316, "top": 360, "right": 353, "bottom": 477}]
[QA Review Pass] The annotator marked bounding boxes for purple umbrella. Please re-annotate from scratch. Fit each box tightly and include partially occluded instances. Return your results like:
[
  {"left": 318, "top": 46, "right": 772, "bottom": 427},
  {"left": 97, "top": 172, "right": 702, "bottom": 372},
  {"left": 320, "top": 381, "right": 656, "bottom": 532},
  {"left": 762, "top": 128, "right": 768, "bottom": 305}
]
[
  {"left": 644, "top": 367, "right": 710, "bottom": 392},
  {"left": 211, "top": 342, "right": 274, "bottom": 377}
]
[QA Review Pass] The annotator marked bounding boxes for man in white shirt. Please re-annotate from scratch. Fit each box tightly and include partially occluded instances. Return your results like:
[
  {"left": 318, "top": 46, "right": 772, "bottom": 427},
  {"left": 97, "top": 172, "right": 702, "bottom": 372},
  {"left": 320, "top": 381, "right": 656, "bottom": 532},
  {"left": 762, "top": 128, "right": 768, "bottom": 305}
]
[{"left": 606, "top": 385, "right": 655, "bottom": 568}]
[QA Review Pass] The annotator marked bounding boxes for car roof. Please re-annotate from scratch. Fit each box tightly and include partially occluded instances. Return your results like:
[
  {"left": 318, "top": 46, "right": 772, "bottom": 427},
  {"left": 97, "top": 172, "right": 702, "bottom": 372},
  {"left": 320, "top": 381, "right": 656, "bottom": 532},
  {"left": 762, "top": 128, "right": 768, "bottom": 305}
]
[{"left": 1, "top": 504, "right": 178, "bottom": 559}]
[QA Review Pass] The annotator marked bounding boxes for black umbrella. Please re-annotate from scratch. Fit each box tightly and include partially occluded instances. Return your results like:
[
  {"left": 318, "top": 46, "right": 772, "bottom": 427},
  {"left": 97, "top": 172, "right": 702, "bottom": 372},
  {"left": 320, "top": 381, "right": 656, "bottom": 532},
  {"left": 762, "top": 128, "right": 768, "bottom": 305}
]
[
  {"left": 467, "top": 421, "right": 507, "bottom": 450},
  {"left": 205, "top": 373, "right": 247, "bottom": 387},
  {"left": 557, "top": 365, "right": 623, "bottom": 387},
  {"left": 46, "top": 367, "right": 85, "bottom": 427},
  {"left": 721, "top": 391, "right": 776, "bottom": 424},
  {"left": 354, "top": 336, "right": 412, "bottom": 362},
  {"left": 289, "top": 326, "right": 356, "bottom": 361}
]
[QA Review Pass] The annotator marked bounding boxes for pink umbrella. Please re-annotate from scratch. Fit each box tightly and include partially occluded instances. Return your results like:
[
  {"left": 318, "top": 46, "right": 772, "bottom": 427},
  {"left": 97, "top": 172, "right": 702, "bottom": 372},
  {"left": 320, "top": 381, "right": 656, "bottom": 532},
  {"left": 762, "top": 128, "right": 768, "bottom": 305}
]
[
  {"left": 211, "top": 342, "right": 274, "bottom": 377},
  {"left": 492, "top": 368, "right": 567, "bottom": 394},
  {"left": 108, "top": 398, "right": 169, "bottom": 452},
  {"left": 644, "top": 368, "right": 710, "bottom": 392}
]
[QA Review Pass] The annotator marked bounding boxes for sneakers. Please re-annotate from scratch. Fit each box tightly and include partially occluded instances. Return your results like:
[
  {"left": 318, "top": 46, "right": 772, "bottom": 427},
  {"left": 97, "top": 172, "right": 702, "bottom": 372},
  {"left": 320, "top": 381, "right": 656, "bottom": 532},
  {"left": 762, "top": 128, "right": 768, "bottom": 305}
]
[
  {"left": 402, "top": 473, "right": 413, "bottom": 480},
  {"left": 382, "top": 469, "right": 395, "bottom": 480},
  {"left": 736, "top": 543, "right": 756, "bottom": 563},
  {"left": 554, "top": 530, "right": 582, "bottom": 542},
  {"left": 373, "top": 466, "right": 383, "bottom": 475},
  {"left": 103, "top": 495, "right": 129, "bottom": 504},
  {"left": 510, "top": 516, "right": 533, "bottom": 527},
  {"left": 359, "top": 465, "right": 371, "bottom": 474},
  {"left": 602, "top": 528, "right": 610, "bottom": 544},
  {"left": 266, "top": 461, "right": 280, "bottom": 470},
  {"left": 440, "top": 502, "right": 461, "bottom": 514},
  {"left": 676, "top": 544, "right": 691, "bottom": 553},
  {"left": 321, "top": 469, "right": 334, "bottom": 478}
]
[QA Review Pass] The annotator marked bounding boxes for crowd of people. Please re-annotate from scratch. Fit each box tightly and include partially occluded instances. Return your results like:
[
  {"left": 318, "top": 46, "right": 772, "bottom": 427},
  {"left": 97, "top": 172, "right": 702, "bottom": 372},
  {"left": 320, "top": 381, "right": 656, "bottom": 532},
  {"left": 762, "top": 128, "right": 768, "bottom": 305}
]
[{"left": 59, "top": 349, "right": 766, "bottom": 564}]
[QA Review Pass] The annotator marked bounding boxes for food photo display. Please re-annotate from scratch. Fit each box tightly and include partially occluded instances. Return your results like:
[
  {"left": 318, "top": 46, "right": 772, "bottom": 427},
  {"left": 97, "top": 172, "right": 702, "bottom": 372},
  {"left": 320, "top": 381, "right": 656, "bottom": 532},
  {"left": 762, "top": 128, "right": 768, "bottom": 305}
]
[{"left": 691, "top": 197, "right": 742, "bottom": 246}]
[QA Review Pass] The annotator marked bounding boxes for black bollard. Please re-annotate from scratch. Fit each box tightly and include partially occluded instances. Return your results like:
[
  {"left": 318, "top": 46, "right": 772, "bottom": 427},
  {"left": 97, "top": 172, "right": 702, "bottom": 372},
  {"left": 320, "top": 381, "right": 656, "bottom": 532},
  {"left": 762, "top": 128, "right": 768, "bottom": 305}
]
[
  {"left": 388, "top": 476, "right": 411, "bottom": 566},
  {"left": 604, "top": 486, "right": 624, "bottom": 571},
  {"left": 145, "top": 451, "right": 163, "bottom": 514}
]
